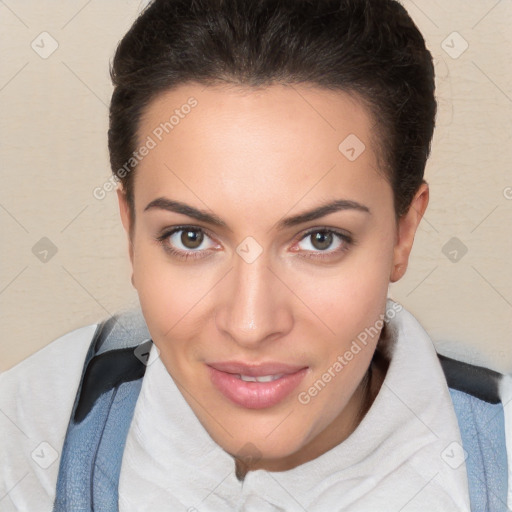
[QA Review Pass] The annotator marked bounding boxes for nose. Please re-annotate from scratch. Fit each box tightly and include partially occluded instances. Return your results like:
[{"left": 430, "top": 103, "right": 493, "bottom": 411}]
[{"left": 215, "top": 253, "right": 293, "bottom": 349}]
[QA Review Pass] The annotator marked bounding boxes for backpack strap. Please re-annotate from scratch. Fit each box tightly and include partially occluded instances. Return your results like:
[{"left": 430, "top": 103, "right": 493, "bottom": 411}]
[
  {"left": 53, "top": 310, "right": 152, "bottom": 512},
  {"left": 439, "top": 354, "right": 508, "bottom": 511}
]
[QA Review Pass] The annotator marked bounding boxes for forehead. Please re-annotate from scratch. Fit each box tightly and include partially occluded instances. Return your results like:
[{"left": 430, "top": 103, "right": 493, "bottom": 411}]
[{"left": 133, "top": 83, "right": 388, "bottom": 218}]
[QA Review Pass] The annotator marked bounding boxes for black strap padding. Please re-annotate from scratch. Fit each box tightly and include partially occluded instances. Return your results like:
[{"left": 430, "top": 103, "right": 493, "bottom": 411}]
[
  {"left": 438, "top": 353, "right": 502, "bottom": 404},
  {"left": 73, "top": 339, "right": 152, "bottom": 423}
]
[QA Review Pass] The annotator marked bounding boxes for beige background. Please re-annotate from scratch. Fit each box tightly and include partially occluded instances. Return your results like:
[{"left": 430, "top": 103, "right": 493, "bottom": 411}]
[{"left": 0, "top": 1, "right": 511, "bottom": 373}]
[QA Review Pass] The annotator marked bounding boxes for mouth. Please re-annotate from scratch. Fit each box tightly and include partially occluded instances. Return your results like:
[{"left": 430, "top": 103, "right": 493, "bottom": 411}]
[{"left": 207, "top": 361, "right": 309, "bottom": 409}]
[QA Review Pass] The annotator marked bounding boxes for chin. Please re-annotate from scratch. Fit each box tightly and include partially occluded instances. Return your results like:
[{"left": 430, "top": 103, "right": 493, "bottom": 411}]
[{"left": 227, "top": 419, "right": 314, "bottom": 461}]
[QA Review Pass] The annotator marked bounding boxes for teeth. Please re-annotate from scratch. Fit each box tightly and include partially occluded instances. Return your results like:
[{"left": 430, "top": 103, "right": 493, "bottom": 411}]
[{"left": 239, "top": 374, "right": 284, "bottom": 383}]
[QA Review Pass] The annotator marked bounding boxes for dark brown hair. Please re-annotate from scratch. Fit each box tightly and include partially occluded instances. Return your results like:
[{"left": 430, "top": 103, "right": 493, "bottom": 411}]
[{"left": 108, "top": 0, "right": 436, "bottom": 220}]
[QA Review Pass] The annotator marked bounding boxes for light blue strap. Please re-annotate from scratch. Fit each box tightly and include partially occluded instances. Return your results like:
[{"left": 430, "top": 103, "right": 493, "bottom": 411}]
[
  {"left": 53, "top": 311, "right": 150, "bottom": 511},
  {"left": 92, "top": 380, "right": 143, "bottom": 511},
  {"left": 53, "top": 379, "right": 143, "bottom": 512},
  {"left": 449, "top": 388, "right": 509, "bottom": 511}
]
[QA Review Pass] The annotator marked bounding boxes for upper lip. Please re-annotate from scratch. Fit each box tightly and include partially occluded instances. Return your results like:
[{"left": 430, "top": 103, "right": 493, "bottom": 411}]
[{"left": 207, "top": 361, "right": 307, "bottom": 377}]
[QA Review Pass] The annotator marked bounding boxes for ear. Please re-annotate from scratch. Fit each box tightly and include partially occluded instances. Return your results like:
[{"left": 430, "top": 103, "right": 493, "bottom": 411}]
[
  {"left": 390, "top": 183, "right": 429, "bottom": 283},
  {"left": 117, "top": 188, "right": 135, "bottom": 280}
]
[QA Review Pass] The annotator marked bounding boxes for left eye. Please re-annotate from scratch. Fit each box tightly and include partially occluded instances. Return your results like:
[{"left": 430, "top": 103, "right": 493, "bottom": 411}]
[{"left": 296, "top": 230, "right": 347, "bottom": 252}]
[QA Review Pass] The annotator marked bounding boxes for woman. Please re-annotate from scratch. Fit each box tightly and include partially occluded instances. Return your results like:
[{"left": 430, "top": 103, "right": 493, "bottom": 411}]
[{"left": 1, "top": 0, "right": 509, "bottom": 510}]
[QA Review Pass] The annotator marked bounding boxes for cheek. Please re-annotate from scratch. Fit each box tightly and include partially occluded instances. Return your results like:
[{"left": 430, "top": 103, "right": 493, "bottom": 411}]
[
  {"left": 293, "top": 253, "right": 392, "bottom": 430},
  {"left": 131, "top": 241, "right": 213, "bottom": 345},
  {"left": 292, "top": 232, "right": 394, "bottom": 348}
]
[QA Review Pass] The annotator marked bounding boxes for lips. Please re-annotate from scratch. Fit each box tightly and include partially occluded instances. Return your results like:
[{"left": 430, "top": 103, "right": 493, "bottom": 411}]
[
  {"left": 207, "top": 361, "right": 309, "bottom": 409},
  {"left": 207, "top": 361, "right": 306, "bottom": 377}
]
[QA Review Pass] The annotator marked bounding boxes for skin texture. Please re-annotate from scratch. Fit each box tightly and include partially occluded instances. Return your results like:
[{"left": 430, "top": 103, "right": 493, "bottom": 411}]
[{"left": 117, "top": 82, "right": 429, "bottom": 475}]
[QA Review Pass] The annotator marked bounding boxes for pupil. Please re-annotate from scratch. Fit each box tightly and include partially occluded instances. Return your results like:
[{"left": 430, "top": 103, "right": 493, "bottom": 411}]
[
  {"left": 312, "top": 231, "right": 332, "bottom": 250},
  {"left": 181, "top": 229, "right": 203, "bottom": 249}
]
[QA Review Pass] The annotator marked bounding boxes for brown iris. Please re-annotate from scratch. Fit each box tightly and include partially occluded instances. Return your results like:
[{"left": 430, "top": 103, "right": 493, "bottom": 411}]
[
  {"left": 310, "top": 231, "right": 333, "bottom": 251},
  {"left": 181, "top": 229, "right": 203, "bottom": 249}
]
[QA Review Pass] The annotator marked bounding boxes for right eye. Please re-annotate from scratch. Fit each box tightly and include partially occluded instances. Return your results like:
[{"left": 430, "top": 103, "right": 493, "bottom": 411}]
[{"left": 156, "top": 226, "right": 220, "bottom": 260}]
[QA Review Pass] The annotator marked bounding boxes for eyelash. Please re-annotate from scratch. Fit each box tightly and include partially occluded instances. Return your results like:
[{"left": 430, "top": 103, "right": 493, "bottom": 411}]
[
  {"left": 155, "top": 225, "right": 219, "bottom": 261},
  {"left": 295, "top": 227, "right": 354, "bottom": 260},
  {"left": 155, "top": 225, "right": 354, "bottom": 262}
]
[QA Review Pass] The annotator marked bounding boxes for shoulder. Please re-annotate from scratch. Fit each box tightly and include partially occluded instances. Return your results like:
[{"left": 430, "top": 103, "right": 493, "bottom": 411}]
[
  {"left": 0, "top": 323, "right": 98, "bottom": 415},
  {"left": 437, "top": 353, "right": 510, "bottom": 510},
  {"left": 0, "top": 323, "right": 97, "bottom": 511},
  {"left": 386, "top": 301, "right": 510, "bottom": 508}
]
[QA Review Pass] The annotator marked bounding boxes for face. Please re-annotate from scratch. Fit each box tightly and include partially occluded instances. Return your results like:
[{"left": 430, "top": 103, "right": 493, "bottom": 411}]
[{"left": 118, "top": 83, "right": 428, "bottom": 470}]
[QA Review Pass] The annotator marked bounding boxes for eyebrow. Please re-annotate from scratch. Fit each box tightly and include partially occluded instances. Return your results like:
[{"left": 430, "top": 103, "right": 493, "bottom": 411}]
[
  {"left": 144, "top": 197, "right": 370, "bottom": 230},
  {"left": 278, "top": 199, "right": 370, "bottom": 228},
  {"left": 144, "top": 198, "right": 228, "bottom": 228}
]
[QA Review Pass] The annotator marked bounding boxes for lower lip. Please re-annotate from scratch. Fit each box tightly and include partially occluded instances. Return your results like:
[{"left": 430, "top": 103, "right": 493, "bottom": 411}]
[{"left": 208, "top": 366, "right": 308, "bottom": 409}]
